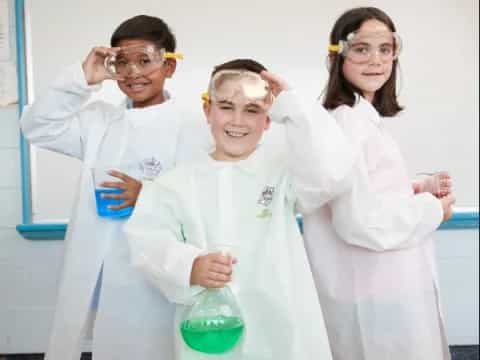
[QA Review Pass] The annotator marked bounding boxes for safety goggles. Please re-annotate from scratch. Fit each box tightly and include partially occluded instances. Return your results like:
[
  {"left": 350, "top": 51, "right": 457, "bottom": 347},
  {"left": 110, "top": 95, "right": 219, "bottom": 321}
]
[
  {"left": 328, "top": 31, "right": 402, "bottom": 64},
  {"left": 202, "top": 70, "right": 273, "bottom": 110},
  {"left": 105, "top": 44, "right": 183, "bottom": 77}
]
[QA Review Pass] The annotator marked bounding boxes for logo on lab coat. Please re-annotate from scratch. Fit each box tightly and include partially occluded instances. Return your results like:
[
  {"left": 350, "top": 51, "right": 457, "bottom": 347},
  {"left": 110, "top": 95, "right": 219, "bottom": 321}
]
[
  {"left": 257, "top": 185, "right": 275, "bottom": 218},
  {"left": 140, "top": 157, "right": 163, "bottom": 180}
]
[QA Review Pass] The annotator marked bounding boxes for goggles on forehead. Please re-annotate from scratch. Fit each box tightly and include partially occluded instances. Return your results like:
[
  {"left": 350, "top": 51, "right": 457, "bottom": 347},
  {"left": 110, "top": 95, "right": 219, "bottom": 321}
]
[
  {"left": 105, "top": 44, "right": 184, "bottom": 77},
  {"left": 328, "top": 31, "right": 402, "bottom": 64},
  {"left": 202, "top": 70, "right": 273, "bottom": 109}
]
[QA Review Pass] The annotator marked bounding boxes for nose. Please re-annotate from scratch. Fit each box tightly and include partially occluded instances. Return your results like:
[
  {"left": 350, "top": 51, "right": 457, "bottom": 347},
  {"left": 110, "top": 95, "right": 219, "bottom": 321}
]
[
  {"left": 125, "top": 63, "right": 142, "bottom": 78},
  {"left": 368, "top": 49, "right": 382, "bottom": 65},
  {"left": 231, "top": 109, "right": 244, "bottom": 125}
]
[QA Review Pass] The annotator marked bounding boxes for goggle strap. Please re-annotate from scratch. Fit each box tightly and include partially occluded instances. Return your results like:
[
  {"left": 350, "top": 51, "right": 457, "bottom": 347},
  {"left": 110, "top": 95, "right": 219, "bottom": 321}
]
[
  {"left": 201, "top": 92, "right": 210, "bottom": 103},
  {"left": 164, "top": 52, "right": 184, "bottom": 60},
  {"left": 328, "top": 44, "right": 340, "bottom": 53}
]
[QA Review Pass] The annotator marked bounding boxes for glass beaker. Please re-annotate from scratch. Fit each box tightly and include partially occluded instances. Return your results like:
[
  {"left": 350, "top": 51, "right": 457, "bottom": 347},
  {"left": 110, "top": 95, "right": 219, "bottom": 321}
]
[
  {"left": 180, "top": 247, "right": 244, "bottom": 354},
  {"left": 91, "top": 167, "right": 134, "bottom": 218}
]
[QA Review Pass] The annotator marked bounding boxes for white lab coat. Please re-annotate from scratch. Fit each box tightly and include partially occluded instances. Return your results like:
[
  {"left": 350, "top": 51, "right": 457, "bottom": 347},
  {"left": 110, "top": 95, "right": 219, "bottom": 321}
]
[
  {"left": 303, "top": 96, "right": 450, "bottom": 360},
  {"left": 125, "top": 91, "right": 356, "bottom": 360},
  {"left": 20, "top": 63, "right": 210, "bottom": 360}
]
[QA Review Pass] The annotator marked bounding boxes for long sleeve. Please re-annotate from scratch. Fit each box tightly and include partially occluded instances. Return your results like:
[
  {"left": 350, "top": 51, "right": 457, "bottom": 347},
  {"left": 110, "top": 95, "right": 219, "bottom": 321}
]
[
  {"left": 268, "top": 91, "right": 356, "bottom": 213},
  {"left": 330, "top": 159, "right": 443, "bottom": 251},
  {"left": 124, "top": 180, "right": 204, "bottom": 304},
  {"left": 20, "top": 62, "right": 105, "bottom": 159},
  {"left": 329, "top": 104, "right": 443, "bottom": 251}
]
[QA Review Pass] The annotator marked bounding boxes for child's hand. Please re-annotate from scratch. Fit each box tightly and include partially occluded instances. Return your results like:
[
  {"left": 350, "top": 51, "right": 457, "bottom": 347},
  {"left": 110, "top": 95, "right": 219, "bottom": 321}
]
[
  {"left": 82, "top": 46, "right": 123, "bottom": 85},
  {"left": 260, "top": 70, "right": 290, "bottom": 97},
  {"left": 190, "top": 252, "right": 237, "bottom": 288},
  {"left": 100, "top": 170, "right": 142, "bottom": 210},
  {"left": 412, "top": 171, "right": 452, "bottom": 198},
  {"left": 439, "top": 194, "right": 455, "bottom": 222}
]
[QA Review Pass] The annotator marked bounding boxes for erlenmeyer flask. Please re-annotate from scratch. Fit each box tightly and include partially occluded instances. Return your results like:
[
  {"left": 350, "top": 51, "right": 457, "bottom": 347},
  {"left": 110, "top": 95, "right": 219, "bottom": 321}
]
[{"left": 180, "top": 247, "right": 244, "bottom": 354}]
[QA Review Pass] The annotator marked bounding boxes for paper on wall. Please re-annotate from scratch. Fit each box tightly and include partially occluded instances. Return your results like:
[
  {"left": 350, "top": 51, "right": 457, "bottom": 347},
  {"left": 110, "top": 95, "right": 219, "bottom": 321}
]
[
  {"left": 0, "top": 0, "right": 11, "bottom": 61},
  {"left": 0, "top": 61, "right": 18, "bottom": 106}
]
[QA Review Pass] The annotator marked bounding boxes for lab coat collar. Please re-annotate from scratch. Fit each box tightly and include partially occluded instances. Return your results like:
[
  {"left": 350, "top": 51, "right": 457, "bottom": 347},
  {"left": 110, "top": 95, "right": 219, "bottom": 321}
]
[
  {"left": 201, "top": 145, "right": 266, "bottom": 175},
  {"left": 354, "top": 93, "right": 383, "bottom": 126},
  {"left": 123, "top": 90, "right": 176, "bottom": 129}
]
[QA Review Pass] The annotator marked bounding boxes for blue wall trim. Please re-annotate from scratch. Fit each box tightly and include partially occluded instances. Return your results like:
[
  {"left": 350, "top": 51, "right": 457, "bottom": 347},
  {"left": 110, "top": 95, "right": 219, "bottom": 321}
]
[
  {"left": 15, "top": 0, "right": 32, "bottom": 224},
  {"left": 18, "top": 211, "right": 478, "bottom": 241},
  {"left": 16, "top": 223, "right": 67, "bottom": 240},
  {"left": 438, "top": 211, "right": 479, "bottom": 230}
]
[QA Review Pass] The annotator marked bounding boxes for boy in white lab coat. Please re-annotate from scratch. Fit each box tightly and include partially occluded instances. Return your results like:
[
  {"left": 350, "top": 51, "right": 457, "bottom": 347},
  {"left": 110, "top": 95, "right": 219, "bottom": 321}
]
[
  {"left": 21, "top": 15, "right": 207, "bottom": 360},
  {"left": 124, "top": 59, "right": 355, "bottom": 359}
]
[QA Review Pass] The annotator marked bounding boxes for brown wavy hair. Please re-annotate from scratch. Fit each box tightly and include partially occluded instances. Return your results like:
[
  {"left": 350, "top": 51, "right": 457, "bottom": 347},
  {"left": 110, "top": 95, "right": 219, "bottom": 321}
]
[{"left": 322, "top": 7, "right": 403, "bottom": 117}]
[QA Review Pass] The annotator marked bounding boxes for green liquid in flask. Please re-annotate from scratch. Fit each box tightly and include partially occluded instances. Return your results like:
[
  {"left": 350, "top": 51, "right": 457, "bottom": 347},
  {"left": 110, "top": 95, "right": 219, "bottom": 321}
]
[{"left": 180, "top": 315, "right": 244, "bottom": 354}]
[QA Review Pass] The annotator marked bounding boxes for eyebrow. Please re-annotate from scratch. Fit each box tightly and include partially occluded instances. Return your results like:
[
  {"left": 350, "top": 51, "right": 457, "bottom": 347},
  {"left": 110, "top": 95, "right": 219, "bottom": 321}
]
[
  {"left": 352, "top": 41, "right": 394, "bottom": 47},
  {"left": 217, "top": 100, "right": 234, "bottom": 106}
]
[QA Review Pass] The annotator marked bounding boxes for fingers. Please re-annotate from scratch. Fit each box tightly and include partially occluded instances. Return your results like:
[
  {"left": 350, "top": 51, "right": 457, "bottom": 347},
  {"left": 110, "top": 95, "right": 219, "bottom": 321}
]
[
  {"left": 100, "top": 172, "right": 141, "bottom": 190},
  {"left": 98, "top": 173, "right": 141, "bottom": 210},
  {"left": 90, "top": 46, "right": 120, "bottom": 59},
  {"left": 412, "top": 182, "right": 422, "bottom": 194},
  {"left": 190, "top": 253, "right": 236, "bottom": 288},
  {"left": 438, "top": 181, "right": 452, "bottom": 196},
  {"left": 108, "top": 201, "right": 134, "bottom": 210},
  {"left": 205, "top": 263, "right": 233, "bottom": 287},
  {"left": 100, "top": 181, "right": 127, "bottom": 191},
  {"left": 100, "top": 190, "right": 131, "bottom": 210},
  {"left": 209, "top": 261, "right": 233, "bottom": 276},
  {"left": 206, "top": 254, "right": 234, "bottom": 286},
  {"left": 434, "top": 171, "right": 452, "bottom": 192},
  {"left": 83, "top": 46, "right": 125, "bottom": 85},
  {"left": 435, "top": 178, "right": 453, "bottom": 197},
  {"left": 435, "top": 171, "right": 451, "bottom": 180},
  {"left": 260, "top": 70, "right": 290, "bottom": 96},
  {"left": 207, "top": 271, "right": 231, "bottom": 284},
  {"left": 109, "top": 170, "right": 135, "bottom": 182}
]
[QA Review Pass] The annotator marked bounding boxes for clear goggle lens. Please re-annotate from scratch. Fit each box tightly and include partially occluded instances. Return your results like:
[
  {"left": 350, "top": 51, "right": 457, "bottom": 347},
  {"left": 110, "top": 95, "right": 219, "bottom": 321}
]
[
  {"left": 206, "top": 70, "right": 273, "bottom": 110},
  {"left": 105, "top": 45, "right": 183, "bottom": 77},
  {"left": 330, "top": 31, "right": 402, "bottom": 64}
]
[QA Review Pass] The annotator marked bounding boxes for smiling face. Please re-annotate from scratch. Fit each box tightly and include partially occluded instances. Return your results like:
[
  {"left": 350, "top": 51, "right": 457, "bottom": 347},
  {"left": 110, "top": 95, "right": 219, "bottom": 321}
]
[
  {"left": 115, "top": 39, "right": 176, "bottom": 108},
  {"left": 204, "top": 78, "right": 271, "bottom": 161},
  {"left": 342, "top": 19, "right": 395, "bottom": 102}
]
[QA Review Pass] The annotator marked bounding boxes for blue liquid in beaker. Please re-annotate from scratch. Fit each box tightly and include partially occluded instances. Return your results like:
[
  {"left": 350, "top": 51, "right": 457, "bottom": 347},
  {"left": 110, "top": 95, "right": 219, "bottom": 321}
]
[{"left": 94, "top": 188, "right": 133, "bottom": 218}]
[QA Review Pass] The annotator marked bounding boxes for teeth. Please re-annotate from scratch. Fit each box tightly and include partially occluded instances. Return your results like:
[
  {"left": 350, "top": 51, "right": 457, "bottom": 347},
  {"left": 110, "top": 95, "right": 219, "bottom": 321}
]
[
  {"left": 129, "top": 84, "right": 148, "bottom": 90},
  {"left": 226, "top": 130, "right": 247, "bottom": 137}
]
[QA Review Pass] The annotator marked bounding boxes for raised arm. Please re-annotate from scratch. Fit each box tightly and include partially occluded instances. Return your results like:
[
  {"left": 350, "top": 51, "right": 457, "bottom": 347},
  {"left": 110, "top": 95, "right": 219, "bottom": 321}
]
[
  {"left": 21, "top": 48, "right": 120, "bottom": 159},
  {"left": 261, "top": 71, "right": 356, "bottom": 214}
]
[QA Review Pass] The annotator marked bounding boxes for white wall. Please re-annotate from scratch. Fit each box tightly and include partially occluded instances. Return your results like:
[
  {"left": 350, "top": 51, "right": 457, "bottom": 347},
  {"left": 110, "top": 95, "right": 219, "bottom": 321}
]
[
  {"left": 26, "top": 0, "right": 479, "bottom": 221},
  {"left": 436, "top": 229, "right": 479, "bottom": 345},
  {"left": 0, "top": 0, "right": 65, "bottom": 353},
  {"left": 0, "top": 0, "right": 478, "bottom": 354}
]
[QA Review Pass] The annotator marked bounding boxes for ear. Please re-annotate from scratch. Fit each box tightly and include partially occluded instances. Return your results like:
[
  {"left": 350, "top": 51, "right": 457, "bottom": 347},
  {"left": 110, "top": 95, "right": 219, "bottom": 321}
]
[
  {"left": 203, "top": 101, "right": 212, "bottom": 125},
  {"left": 163, "top": 59, "right": 177, "bottom": 78},
  {"left": 327, "top": 54, "right": 336, "bottom": 70},
  {"left": 264, "top": 115, "right": 271, "bottom": 130}
]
